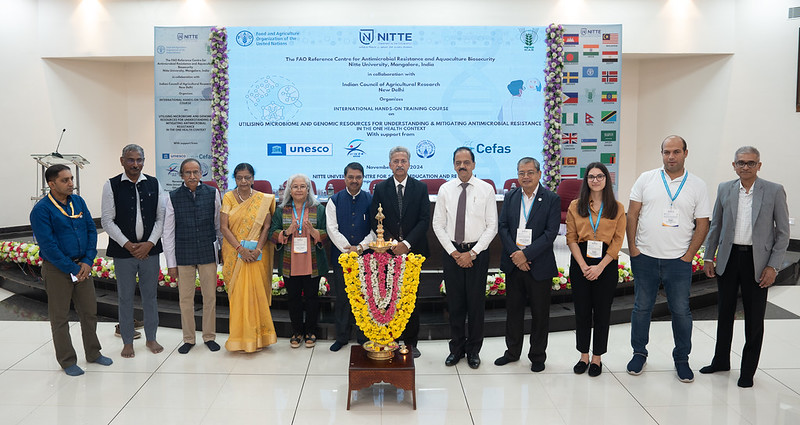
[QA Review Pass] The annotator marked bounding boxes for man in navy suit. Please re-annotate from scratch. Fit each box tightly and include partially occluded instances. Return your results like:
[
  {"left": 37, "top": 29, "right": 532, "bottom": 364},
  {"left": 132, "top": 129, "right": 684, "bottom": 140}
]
[
  {"left": 700, "top": 146, "right": 790, "bottom": 388},
  {"left": 494, "top": 157, "right": 560, "bottom": 372},
  {"left": 370, "top": 146, "right": 430, "bottom": 358}
]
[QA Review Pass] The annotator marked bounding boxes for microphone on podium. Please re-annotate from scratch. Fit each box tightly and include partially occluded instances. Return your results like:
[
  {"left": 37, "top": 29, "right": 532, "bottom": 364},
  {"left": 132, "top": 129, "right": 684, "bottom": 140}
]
[{"left": 50, "top": 128, "right": 66, "bottom": 158}]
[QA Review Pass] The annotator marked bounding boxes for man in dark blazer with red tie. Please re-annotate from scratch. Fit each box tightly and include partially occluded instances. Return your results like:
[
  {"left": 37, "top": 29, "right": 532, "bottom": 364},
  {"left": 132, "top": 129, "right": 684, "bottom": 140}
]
[
  {"left": 370, "top": 146, "right": 430, "bottom": 358},
  {"left": 495, "top": 157, "right": 560, "bottom": 372}
]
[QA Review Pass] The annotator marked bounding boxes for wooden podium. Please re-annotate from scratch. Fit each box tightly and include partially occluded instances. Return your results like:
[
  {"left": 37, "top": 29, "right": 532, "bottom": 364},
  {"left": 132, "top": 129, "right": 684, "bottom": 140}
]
[{"left": 348, "top": 345, "right": 416, "bottom": 410}]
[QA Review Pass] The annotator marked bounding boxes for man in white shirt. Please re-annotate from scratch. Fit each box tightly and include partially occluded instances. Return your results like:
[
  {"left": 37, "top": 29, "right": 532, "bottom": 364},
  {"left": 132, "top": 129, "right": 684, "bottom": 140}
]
[
  {"left": 101, "top": 144, "right": 166, "bottom": 358},
  {"left": 626, "top": 135, "right": 711, "bottom": 382},
  {"left": 700, "top": 146, "right": 790, "bottom": 388},
  {"left": 433, "top": 147, "right": 498, "bottom": 369},
  {"left": 325, "top": 162, "right": 375, "bottom": 352}
]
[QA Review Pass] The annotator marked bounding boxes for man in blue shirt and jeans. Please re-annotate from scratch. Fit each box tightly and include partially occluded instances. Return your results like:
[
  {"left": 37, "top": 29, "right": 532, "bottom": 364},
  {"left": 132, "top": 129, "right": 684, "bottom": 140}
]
[{"left": 30, "top": 164, "right": 113, "bottom": 376}]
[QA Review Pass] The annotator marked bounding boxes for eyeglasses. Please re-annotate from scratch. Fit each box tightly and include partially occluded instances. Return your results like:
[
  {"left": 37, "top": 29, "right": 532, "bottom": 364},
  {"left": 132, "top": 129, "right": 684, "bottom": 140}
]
[
  {"left": 517, "top": 170, "right": 539, "bottom": 177},
  {"left": 290, "top": 185, "right": 308, "bottom": 190},
  {"left": 182, "top": 170, "right": 201, "bottom": 176},
  {"left": 734, "top": 160, "right": 758, "bottom": 168},
  {"left": 124, "top": 158, "right": 144, "bottom": 165},
  {"left": 235, "top": 175, "right": 253, "bottom": 181},
  {"left": 587, "top": 174, "right": 606, "bottom": 182}
]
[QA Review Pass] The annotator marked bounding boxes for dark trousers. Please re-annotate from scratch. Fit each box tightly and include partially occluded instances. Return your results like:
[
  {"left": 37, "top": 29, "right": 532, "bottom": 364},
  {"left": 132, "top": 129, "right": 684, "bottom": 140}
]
[
  {"left": 331, "top": 261, "right": 366, "bottom": 344},
  {"left": 400, "top": 308, "right": 420, "bottom": 348},
  {"left": 443, "top": 248, "right": 489, "bottom": 357},
  {"left": 504, "top": 268, "right": 551, "bottom": 363},
  {"left": 285, "top": 275, "right": 320, "bottom": 336},
  {"left": 570, "top": 244, "right": 617, "bottom": 356},
  {"left": 42, "top": 260, "right": 102, "bottom": 369},
  {"left": 711, "top": 245, "right": 768, "bottom": 379}
]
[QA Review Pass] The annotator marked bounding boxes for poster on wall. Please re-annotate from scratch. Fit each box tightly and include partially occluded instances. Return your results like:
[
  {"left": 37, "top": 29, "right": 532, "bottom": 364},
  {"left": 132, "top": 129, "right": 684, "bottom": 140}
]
[
  {"left": 154, "top": 26, "right": 214, "bottom": 191},
  {"left": 226, "top": 26, "right": 547, "bottom": 195},
  {"left": 559, "top": 24, "right": 621, "bottom": 191}
]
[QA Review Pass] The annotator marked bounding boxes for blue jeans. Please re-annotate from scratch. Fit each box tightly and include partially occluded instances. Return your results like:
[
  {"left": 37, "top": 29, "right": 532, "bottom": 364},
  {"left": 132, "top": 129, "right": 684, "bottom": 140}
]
[
  {"left": 115, "top": 255, "right": 160, "bottom": 344},
  {"left": 630, "top": 253, "right": 693, "bottom": 363}
]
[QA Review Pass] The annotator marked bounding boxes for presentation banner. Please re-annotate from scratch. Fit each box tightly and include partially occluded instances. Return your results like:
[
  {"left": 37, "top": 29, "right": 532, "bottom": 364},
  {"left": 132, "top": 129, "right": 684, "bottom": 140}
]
[
  {"left": 154, "top": 26, "right": 214, "bottom": 191},
  {"left": 226, "top": 26, "right": 547, "bottom": 195},
  {"left": 559, "top": 24, "right": 621, "bottom": 191}
]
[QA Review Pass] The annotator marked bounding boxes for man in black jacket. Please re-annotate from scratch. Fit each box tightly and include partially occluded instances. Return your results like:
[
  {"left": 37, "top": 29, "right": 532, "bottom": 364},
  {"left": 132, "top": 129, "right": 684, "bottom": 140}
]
[{"left": 370, "top": 146, "right": 430, "bottom": 358}]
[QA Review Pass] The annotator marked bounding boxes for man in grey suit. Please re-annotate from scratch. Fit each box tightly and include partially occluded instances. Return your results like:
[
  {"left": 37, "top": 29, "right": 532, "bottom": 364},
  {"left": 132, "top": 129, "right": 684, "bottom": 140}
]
[{"left": 700, "top": 146, "right": 790, "bottom": 388}]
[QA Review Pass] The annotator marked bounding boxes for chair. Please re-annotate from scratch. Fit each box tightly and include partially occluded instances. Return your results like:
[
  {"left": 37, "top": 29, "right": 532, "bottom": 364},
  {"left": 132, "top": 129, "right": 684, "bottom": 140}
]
[
  {"left": 202, "top": 180, "right": 218, "bottom": 191},
  {"left": 481, "top": 178, "right": 497, "bottom": 194},
  {"left": 420, "top": 178, "right": 447, "bottom": 195},
  {"left": 369, "top": 179, "right": 382, "bottom": 194},
  {"left": 503, "top": 178, "right": 518, "bottom": 192},
  {"left": 325, "top": 179, "right": 346, "bottom": 195},
  {"left": 556, "top": 179, "right": 583, "bottom": 224},
  {"left": 252, "top": 180, "right": 273, "bottom": 194}
]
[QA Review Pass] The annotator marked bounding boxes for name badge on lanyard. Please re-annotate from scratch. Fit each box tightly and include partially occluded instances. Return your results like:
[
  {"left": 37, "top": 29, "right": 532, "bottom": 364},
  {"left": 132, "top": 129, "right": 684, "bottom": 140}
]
[
  {"left": 293, "top": 236, "right": 309, "bottom": 254},
  {"left": 516, "top": 194, "right": 535, "bottom": 247},
  {"left": 660, "top": 170, "right": 687, "bottom": 228},
  {"left": 587, "top": 203, "right": 603, "bottom": 258}
]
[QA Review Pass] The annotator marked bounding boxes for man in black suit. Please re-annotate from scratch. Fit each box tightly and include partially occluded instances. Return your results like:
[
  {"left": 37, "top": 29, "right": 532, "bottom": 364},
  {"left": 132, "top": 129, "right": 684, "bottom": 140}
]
[
  {"left": 495, "top": 157, "right": 560, "bottom": 372},
  {"left": 370, "top": 146, "right": 430, "bottom": 358}
]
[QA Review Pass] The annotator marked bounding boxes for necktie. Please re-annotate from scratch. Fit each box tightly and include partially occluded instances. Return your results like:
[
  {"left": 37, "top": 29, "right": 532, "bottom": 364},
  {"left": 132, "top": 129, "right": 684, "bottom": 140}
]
[
  {"left": 396, "top": 184, "right": 404, "bottom": 217},
  {"left": 454, "top": 182, "right": 468, "bottom": 244}
]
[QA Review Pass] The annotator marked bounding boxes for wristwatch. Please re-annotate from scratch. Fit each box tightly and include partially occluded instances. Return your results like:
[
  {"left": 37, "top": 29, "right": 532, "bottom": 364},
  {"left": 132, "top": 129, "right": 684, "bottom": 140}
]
[
  {"left": 469, "top": 249, "right": 477, "bottom": 260},
  {"left": 356, "top": 245, "right": 364, "bottom": 254}
]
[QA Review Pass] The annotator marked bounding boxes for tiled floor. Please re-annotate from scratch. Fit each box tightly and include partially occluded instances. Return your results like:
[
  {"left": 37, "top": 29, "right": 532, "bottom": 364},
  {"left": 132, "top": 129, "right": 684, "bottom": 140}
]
[{"left": 2, "top": 285, "right": 800, "bottom": 424}]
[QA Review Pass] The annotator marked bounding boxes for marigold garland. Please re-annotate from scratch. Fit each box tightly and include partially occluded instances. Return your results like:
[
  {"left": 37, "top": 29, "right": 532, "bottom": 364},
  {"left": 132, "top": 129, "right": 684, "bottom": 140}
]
[{"left": 339, "top": 251, "right": 425, "bottom": 345}]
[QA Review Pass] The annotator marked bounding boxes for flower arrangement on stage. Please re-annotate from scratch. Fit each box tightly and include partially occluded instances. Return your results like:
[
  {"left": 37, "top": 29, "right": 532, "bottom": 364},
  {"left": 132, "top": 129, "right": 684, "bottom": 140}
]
[
  {"left": 0, "top": 241, "right": 42, "bottom": 266},
  {"left": 438, "top": 272, "right": 507, "bottom": 296},
  {"left": 692, "top": 246, "right": 715, "bottom": 274},
  {"left": 618, "top": 261, "right": 633, "bottom": 283},
  {"left": 542, "top": 23, "right": 565, "bottom": 192},
  {"left": 272, "top": 275, "right": 287, "bottom": 296},
  {"left": 209, "top": 26, "right": 230, "bottom": 191},
  {"left": 552, "top": 266, "right": 570, "bottom": 290},
  {"left": 91, "top": 257, "right": 115, "bottom": 279},
  {"left": 339, "top": 251, "right": 425, "bottom": 345}
]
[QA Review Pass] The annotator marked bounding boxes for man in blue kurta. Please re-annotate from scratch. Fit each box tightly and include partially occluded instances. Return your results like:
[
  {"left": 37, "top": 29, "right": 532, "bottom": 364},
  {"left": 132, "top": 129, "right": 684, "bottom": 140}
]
[{"left": 30, "top": 164, "right": 113, "bottom": 376}]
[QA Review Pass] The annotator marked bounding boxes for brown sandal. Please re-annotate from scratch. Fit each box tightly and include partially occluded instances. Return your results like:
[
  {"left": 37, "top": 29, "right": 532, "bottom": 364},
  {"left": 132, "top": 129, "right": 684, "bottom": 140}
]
[
  {"left": 290, "top": 335, "right": 302, "bottom": 348},
  {"left": 305, "top": 334, "right": 317, "bottom": 348}
]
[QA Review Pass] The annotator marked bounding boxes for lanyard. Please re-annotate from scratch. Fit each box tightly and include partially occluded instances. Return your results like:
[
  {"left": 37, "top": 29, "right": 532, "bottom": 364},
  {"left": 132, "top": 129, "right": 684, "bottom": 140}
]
[
  {"left": 521, "top": 193, "right": 535, "bottom": 222},
  {"left": 588, "top": 202, "right": 603, "bottom": 235},
  {"left": 48, "top": 193, "right": 82, "bottom": 219},
  {"left": 660, "top": 170, "right": 688, "bottom": 206},
  {"left": 292, "top": 200, "right": 307, "bottom": 235}
]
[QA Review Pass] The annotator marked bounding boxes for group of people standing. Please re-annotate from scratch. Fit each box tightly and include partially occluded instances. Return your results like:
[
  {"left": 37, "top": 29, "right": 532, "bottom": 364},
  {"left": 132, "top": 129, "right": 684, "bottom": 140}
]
[{"left": 29, "top": 136, "right": 789, "bottom": 389}]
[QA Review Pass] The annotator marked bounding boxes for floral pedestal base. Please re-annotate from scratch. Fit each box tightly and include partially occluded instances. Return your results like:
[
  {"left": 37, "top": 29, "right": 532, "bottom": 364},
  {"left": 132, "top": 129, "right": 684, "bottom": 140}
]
[{"left": 362, "top": 340, "right": 399, "bottom": 361}]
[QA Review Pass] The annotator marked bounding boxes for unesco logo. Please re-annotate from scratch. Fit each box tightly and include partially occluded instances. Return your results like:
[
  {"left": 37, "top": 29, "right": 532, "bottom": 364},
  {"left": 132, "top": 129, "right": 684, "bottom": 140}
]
[{"left": 236, "top": 30, "right": 254, "bottom": 47}]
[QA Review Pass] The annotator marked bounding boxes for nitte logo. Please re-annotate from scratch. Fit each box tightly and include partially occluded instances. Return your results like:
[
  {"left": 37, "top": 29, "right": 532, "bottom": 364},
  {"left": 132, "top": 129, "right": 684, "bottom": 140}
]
[
  {"left": 476, "top": 143, "right": 511, "bottom": 154},
  {"left": 267, "top": 143, "right": 333, "bottom": 156},
  {"left": 359, "top": 29, "right": 412, "bottom": 45},
  {"left": 177, "top": 33, "right": 199, "bottom": 41}
]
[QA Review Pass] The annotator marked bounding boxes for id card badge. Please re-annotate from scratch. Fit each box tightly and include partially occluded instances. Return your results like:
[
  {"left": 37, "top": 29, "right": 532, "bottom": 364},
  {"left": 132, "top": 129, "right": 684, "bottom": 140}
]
[
  {"left": 587, "top": 240, "right": 603, "bottom": 259},
  {"left": 292, "top": 236, "right": 309, "bottom": 253},
  {"left": 516, "top": 228, "right": 532, "bottom": 247},
  {"left": 662, "top": 207, "right": 680, "bottom": 227}
]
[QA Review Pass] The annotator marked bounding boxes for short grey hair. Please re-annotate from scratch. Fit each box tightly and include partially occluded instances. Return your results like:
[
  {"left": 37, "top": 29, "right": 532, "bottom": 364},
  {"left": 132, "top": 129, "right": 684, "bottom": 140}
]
[
  {"left": 517, "top": 157, "right": 540, "bottom": 172},
  {"left": 121, "top": 144, "right": 144, "bottom": 158},
  {"left": 280, "top": 174, "right": 319, "bottom": 207},
  {"left": 734, "top": 146, "right": 760, "bottom": 161},
  {"left": 389, "top": 146, "right": 410, "bottom": 161}
]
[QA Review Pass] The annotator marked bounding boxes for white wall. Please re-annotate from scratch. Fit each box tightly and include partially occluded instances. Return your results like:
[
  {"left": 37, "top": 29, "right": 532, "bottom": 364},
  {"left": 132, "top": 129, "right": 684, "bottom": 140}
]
[{"left": 2, "top": 0, "right": 798, "bottom": 239}]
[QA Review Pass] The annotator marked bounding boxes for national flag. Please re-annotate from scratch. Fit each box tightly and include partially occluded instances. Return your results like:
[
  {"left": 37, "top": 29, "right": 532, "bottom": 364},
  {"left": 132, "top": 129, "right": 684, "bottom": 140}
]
[
  {"left": 564, "top": 34, "right": 580, "bottom": 45},
  {"left": 583, "top": 44, "right": 599, "bottom": 56},
  {"left": 562, "top": 173, "right": 578, "bottom": 179},
  {"left": 601, "top": 91, "right": 617, "bottom": 103},
  {"left": 581, "top": 139, "right": 597, "bottom": 150},
  {"left": 562, "top": 157, "right": 578, "bottom": 166},
  {"left": 582, "top": 66, "right": 598, "bottom": 78},
  {"left": 601, "top": 110, "right": 617, "bottom": 123},
  {"left": 602, "top": 70, "right": 618, "bottom": 83},
  {"left": 565, "top": 52, "right": 579, "bottom": 63},
  {"left": 562, "top": 113, "right": 578, "bottom": 125},
  {"left": 579, "top": 168, "right": 587, "bottom": 178},
  {"left": 601, "top": 130, "right": 616, "bottom": 142},
  {"left": 585, "top": 113, "right": 594, "bottom": 124},
  {"left": 562, "top": 72, "right": 579, "bottom": 84},
  {"left": 602, "top": 51, "right": 619, "bottom": 63},
  {"left": 563, "top": 92, "right": 579, "bottom": 104},
  {"left": 563, "top": 132, "right": 578, "bottom": 144},
  {"left": 602, "top": 33, "right": 619, "bottom": 45},
  {"left": 601, "top": 153, "right": 616, "bottom": 164}
]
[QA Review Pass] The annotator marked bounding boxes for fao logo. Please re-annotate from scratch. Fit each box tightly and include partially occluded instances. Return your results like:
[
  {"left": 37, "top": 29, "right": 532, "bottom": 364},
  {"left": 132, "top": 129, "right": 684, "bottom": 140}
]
[
  {"left": 236, "top": 30, "right": 254, "bottom": 47},
  {"left": 359, "top": 29, "right": 374, "bottom": 45}
]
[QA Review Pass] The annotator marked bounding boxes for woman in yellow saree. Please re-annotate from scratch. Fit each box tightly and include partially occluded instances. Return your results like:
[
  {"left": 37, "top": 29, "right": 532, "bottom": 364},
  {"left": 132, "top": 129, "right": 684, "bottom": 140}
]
[{"left": 220, "top": 163, "right": 278, "bottom": 352}]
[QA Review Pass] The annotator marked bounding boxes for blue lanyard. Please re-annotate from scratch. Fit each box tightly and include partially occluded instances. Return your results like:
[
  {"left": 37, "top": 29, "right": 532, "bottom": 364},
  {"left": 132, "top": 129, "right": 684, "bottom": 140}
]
[
  {"left": 660, "top": 170, "right": 688, "bottom": 206},
  {"left": 521, "top": 193, "right": 535, "bottom": 222},
  {"left": 292, "top": 200, "right": 307, "bottom": 235},
  {"left": 588, "top": 202, "right": 603, "bottom": 235}
]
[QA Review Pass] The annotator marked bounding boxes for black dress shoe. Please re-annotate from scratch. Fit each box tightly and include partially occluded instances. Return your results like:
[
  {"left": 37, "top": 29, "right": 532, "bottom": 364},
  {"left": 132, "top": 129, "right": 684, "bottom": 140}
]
[
  {"left": 699, "top": 364, "right": 730, "bottom": 374},
  {"left": 445, "top": 353, "right": 462, "bottom": 366},
  {"left": 494, "top": 355, "right": 517, "bottom": 366},
  {"left": 573, "top": 360, "right": 589, "bottom": 374},
  {"left": 531, "top": 361, "right": 545, "bottom": 372},
  {"left": 412, "top": 346, "right": 421, "bottom": 358},
  {"left": 738, "top": 376, "right": 754, "bottom": 388},
  {"left": 467, "top": 353, "right": 481, "bottom": 369},
  {"left": 588, "top": 362, "right": 602, "bottom": 377}
]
